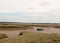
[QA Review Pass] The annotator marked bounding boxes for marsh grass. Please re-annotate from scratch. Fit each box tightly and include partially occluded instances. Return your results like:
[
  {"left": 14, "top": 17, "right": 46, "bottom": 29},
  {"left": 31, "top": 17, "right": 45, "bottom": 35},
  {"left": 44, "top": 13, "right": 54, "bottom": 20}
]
[
  {"left": 0, "top": 34, "right": 8, "bottom": 39},
  {"left": 0, "top": 31, "right": 60, "bottom": 43}
]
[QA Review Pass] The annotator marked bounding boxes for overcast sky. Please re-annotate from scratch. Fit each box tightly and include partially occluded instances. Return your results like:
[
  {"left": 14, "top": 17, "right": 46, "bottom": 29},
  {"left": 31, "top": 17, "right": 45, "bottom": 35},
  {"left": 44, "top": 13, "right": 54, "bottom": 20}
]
[{"left": 0, "top": 0, "right": 60, "bottom": 23}]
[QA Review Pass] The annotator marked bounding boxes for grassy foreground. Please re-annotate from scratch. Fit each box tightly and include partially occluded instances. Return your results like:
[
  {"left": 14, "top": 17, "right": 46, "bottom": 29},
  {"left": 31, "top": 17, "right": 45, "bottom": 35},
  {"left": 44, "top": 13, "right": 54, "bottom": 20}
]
[{"left": 0, "top": 31, "right": 60, "bottom": 43}]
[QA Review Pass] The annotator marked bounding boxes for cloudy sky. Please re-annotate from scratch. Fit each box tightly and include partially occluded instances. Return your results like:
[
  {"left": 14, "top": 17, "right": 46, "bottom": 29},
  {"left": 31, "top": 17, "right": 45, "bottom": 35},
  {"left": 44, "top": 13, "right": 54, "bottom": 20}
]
[{"left": 0, "top": 0, "right": 60, "bottom": 23}]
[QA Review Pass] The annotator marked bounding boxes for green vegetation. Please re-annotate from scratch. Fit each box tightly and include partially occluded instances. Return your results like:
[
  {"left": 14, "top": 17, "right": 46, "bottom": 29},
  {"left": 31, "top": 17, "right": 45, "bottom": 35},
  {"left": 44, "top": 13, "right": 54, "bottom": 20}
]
[
  {"left": 0, "top": 31, "right": 60, "bottom": 43},
  {"left": 0, "top": 34, "right": 8, "bottom": 39}
]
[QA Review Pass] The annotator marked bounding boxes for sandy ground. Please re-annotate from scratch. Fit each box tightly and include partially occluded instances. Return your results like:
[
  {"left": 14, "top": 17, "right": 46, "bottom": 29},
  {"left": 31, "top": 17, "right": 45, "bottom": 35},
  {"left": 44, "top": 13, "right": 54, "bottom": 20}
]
[
  {"left": 0, "top": 30, "right": 21, "bottom": 38},
  {"left": 36, "top": 27, "right": 60, "bottom": 33},
  {"left": 0, "top": 27, "right": 60, "bottom": 38}
]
